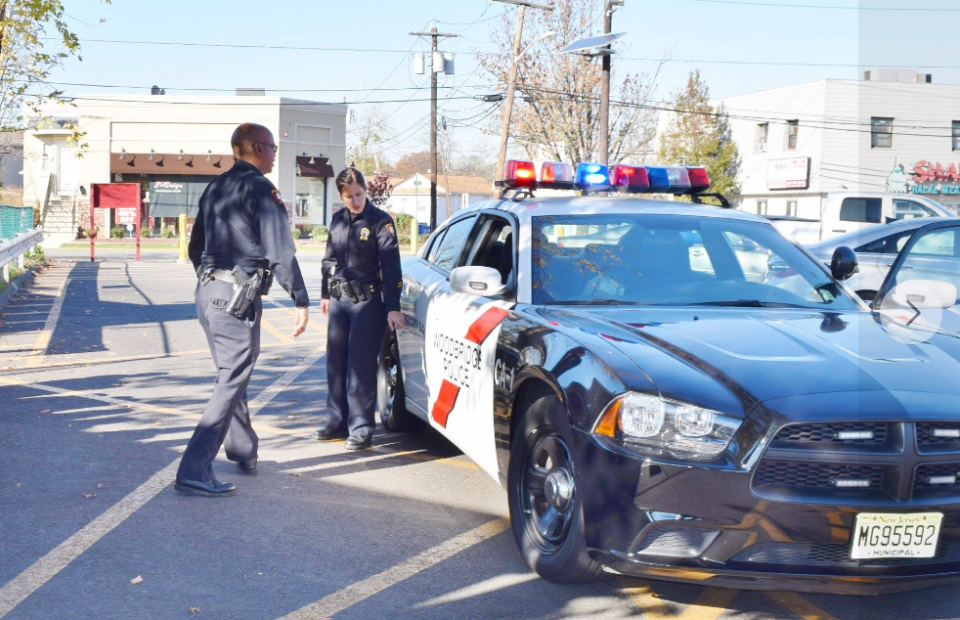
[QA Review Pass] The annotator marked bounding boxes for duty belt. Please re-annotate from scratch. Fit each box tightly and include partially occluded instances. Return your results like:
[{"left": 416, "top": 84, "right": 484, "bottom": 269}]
[{"left": 330, "top": 279, "right": 381, "bottom": 303}]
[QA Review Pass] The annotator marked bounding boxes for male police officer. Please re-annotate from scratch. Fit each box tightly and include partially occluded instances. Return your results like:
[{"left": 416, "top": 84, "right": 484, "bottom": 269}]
[
  {"left": 314, "top": 167, "right": 404, "bottom": 450},
  {"left": 176, "top": 123, "right": 310, "bottom": 497}
]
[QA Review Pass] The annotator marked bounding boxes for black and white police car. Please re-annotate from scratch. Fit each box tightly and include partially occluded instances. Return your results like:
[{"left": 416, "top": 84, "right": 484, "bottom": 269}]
[{"left": 377, "top": 158, "right": 960, "bottom": 594}]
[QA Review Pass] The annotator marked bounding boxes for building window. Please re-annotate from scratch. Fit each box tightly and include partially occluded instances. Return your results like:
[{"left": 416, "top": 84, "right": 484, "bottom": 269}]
[
  {"left": 871, "top": 117, "right": 893, "bottom": 149},
  {"left": 786, "top": 200, "right": 798, "bottom": 217},
  {"left": 757, "top": 200, "right": 768, "bottom": 215},
  {"left": 756, "top": 123, "right": 769, "bottom": 153},
  {"left": 953, "top": 121, "right": 960, "bottom": 151},
  {"left": 786, "top": 120, "right": 799, "bottom": 150}
]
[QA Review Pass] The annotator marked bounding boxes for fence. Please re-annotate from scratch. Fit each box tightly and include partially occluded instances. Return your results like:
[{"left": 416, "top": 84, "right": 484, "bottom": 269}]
[
  {"left": 0, "top": 227, "right": 43, "bottom": 284},
  {"left": 0, "top": 205, "right": 35, "bottom": 239}
]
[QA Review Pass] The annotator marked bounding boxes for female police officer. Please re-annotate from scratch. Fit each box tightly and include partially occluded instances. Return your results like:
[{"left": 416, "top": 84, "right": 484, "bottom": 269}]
[{"left": 314, "top": 168, "right": 405, "bottom": 450}]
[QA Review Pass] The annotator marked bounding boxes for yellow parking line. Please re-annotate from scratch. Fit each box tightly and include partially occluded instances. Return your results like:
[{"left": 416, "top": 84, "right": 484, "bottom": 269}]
[
  {"left": 261, "top": 315, "right": 295, "bottom": 344},
  {"left": 765, "top": 591, "right": 843, "bottom": 620},
  {"left": 22, "top": 278, "right": 67, "bottom": 369},
  {"left": 273, "top": 518, "right": 508, "bottom": 620},
  {"left": 618, "top": 578, "right": 737, "bottom": 620}
]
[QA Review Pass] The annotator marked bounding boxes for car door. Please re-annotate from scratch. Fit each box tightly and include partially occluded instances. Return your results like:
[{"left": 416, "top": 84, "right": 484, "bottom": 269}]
[
  {"left": 874, "top": 221, "right": 960, "bottom": 339},
  {"left": 423, "top": 212, "right": 517, "bottom": 478},
  {"left": 399, "top": 214, "right": 478, "bottom": 414},
  {"left": 851, "top": 228, "right": 916, "bottom": 298}
]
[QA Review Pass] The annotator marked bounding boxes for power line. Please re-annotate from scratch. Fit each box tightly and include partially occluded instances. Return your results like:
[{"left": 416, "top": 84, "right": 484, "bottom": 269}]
[
  {"left": 44, "top": 80, "right": 493, "bottom": 94},
  {"left": 682, "top": 0, "right": 960, "bottom": 10},
  {"left": 54, "top": 37, "right": 960, "bottom": 70},
  {"left": 42, "top": 92, "right": 484, "bottom": 107}
]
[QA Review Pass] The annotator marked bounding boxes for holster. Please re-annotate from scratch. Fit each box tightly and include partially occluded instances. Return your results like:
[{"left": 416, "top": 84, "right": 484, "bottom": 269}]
[{"left": 225, "top": 267, "right": 264, "bottom": 319}]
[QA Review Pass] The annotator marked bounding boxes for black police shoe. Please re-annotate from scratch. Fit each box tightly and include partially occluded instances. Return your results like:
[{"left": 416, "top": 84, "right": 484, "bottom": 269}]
[
  {"left": 237, "top": 458, "right": 258, "bottom": 476},
  {"left": 344, "top": 435, "right": 373, "bottom": 451},
  {"left": 174, "top": 478, "right": 237, "bottom": 497},
  {"left": 314, "top": 427, "right": 348, "bottom": 441}
]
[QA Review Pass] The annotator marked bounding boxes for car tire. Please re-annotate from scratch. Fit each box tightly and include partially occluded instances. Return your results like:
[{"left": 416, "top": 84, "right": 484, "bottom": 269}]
[
  {"left": 508, "top": 394, "right": 606, "bottom": 583},
  {"left": 377, "top": 332, "right": 426, "bottom": 433}
]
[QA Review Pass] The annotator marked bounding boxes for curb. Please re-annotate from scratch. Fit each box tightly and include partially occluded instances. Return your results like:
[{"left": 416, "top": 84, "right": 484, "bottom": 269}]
[{"left": 0, "top": 267, "right": 39, "bottom": 314}]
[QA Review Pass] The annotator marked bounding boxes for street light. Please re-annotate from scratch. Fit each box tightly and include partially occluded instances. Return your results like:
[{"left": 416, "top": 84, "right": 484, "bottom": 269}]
[{"left": 516, "top": 31, "right": 555, "bottom": 62}]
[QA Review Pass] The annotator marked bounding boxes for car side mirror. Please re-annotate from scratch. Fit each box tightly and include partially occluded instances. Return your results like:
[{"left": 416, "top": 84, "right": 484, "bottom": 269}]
[
  {"left": 831, "top": 246, "right": 859, "bottom": 281},
  {"left": 450, "top": 266, "right": 507, "bottom": 297}
]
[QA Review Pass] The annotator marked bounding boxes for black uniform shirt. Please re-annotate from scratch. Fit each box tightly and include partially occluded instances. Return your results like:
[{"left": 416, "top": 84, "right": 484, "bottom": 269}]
[
  {"left": 321, "top": 200, "right": 402, "bottom": 313},
  {"left": 188, "top": 160, "right": 309, "bottom": 308}
]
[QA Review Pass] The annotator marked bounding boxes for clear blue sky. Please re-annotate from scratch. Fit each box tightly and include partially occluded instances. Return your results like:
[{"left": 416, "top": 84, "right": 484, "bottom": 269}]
[{"left": 50, "top": 0, "right": 959, "bottom": 163}]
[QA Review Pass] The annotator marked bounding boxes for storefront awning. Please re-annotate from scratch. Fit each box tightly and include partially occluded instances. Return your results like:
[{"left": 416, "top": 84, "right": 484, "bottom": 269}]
[
  {"left": 111, "top": 153, "right": 235, "bottom": 176},
  {"left": 296, "top": 156, "right": 335, "bottom": 178},
  {"left": 147, "top": 180, "right": 210, "bottom": 218}
]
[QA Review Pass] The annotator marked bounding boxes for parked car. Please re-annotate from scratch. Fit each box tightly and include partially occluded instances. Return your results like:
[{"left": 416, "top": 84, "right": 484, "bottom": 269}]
[
  {"left": 806, "top": 218, "right": 954, "bottom": 301},
  {"left": 768, "top": 191, "right": 955, "bottom": 245},
  {"left": 380, "top": 161, "right": 960, "bottom": 594}
]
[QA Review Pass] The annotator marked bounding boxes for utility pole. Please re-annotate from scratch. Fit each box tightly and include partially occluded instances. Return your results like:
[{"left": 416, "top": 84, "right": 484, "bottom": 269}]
[
  {"left": 599, "top": 0, "right": 624, "bottom": 165},
  {"left": 410, "top": 25, "right": 457, "bottom": 231},
  {"left": 493, "top": 0, "right": 554, "bottom": 182}
]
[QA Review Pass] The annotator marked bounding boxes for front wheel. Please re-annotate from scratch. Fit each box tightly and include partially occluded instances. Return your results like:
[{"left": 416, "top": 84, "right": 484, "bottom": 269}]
[
  {"left": 508, "top": 394, "right": 605, "bottom": 583},
  {"left": 377, "top": 332, "right": 426, "bottom": 433}
]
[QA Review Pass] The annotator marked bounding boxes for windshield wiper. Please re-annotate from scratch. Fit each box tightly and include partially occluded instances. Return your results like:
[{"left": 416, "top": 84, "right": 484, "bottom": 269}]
[{"left": 687, "top": 300, "right": 807, "bottom": 308}]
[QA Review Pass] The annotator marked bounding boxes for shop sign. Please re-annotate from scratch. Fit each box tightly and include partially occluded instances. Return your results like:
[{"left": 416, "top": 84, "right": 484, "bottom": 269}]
[
  {"left": 907, "top": 161, "right": 960, "bottom": 195},
  {"left": 767, "top": 157, "right": 810, "bottom": 190}
]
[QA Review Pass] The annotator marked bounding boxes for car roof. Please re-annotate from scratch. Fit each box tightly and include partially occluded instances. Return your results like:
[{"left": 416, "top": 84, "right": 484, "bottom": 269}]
[
  {"left": 453, "top": 195, "right": 771, "bottom": 226},
  {"left": 808, "top": 217, "right": 955, "bottom": 252}
]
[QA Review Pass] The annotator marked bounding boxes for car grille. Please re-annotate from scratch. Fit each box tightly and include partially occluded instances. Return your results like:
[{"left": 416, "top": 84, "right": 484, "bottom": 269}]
[
  {"left": 754, "top": 421, "right": 960, "bottom": 503},
  {"left": 917, "top": 423, "right": 960, "bottom": 453},
  {"left": 772, "top": 422, "right": 889, "bottom": 448},
  {"left": 731, "top": 541, "right": 960, "bottom": 568}
]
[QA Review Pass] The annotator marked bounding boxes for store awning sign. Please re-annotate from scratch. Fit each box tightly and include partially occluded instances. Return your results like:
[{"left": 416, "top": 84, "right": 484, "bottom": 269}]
[
  {"left": 907, "top": 161, "right": 960, "bottom": 195},
  {"left": 767, "top": 157, "right": 810, "bottom": 190},
  {"left": 147, "top": 180, "right": 210, "bottom": 217}
]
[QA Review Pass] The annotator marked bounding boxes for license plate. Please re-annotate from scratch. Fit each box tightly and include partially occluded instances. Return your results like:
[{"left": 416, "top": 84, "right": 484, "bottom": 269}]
[{"left": 850, "top": 512, "right": 943, "bottom": 560}]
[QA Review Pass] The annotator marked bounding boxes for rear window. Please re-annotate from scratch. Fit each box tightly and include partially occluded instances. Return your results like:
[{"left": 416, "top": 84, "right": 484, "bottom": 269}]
[{"left": 839, "top": 198, "right": 882, "bottom": 224}]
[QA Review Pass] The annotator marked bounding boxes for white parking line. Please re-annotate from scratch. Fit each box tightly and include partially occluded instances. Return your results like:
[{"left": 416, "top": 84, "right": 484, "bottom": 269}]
[
  {"left": 22, "top": 277, "right": 68, "bottom": 369},
  {"left": 0, "top": 344, "right": 327, "bottom": 618},
  {"left": 273, "top": 518, "right": 509, "bottom": 620}
]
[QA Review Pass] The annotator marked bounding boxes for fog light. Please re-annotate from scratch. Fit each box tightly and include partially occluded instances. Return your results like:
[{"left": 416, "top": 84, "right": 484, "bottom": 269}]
[
  {"left": 933, "top": 428, "right": 960, "bottom": 439},
  {"left": 834, "top": 430, "right": 874, "bottom": 441},
  {"left": 928, "top": 475, "right": 958, "bottom": 486},
  {"left": 832, "top": 479, "right": 871, "bottom": 488}
]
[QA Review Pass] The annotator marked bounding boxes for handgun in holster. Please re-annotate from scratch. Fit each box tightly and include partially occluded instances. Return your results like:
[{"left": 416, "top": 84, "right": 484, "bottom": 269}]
[{"left": 225, "top": 267, "right": 265, "bottom": 319}]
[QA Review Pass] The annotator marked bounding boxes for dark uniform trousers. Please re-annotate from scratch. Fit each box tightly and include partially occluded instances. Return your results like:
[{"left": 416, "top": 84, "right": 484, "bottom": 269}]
[
  {"left": 326, "top": 294, "right": 386, "bottom": 438},
  {"left": 177, "top": 279, "right": 261, "bottom": 482}
]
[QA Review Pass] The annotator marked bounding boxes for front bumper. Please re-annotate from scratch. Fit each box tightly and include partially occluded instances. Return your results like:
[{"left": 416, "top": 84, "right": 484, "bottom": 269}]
[{"left": 574, "top": 423, "right": 960, "bottom": 596}]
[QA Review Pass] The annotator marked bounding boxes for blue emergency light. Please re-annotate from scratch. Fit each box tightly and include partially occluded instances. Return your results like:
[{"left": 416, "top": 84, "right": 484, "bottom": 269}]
[{"left": 575, "top": 163, "right": 610, "bottom": 189}]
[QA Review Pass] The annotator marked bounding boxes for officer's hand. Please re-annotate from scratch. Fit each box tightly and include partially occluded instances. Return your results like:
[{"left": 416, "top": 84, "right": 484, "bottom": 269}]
[
  {"left": 320, "top": 299, "right": 330, "bottom": 316},
  {"left": 293, "top": 307, "right": 309, "bottom": 338},
  {"left": 387, "top": 311, "right": 406, "bottom": 331}
]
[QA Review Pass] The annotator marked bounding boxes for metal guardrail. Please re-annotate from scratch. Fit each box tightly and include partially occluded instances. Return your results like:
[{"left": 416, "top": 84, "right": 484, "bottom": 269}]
[{"left": 1, "top": 227, "right": 43, "bottom": 284}]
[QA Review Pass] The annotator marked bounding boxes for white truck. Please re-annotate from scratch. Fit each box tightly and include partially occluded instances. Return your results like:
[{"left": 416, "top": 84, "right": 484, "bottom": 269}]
[{"left": 766, "top": 191, "right": 956, "bottom": 245}]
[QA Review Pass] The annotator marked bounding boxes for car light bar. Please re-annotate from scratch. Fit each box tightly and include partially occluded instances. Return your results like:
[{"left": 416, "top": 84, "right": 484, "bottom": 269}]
[
  {"left": 497, "top": 160, "right": 713, "bottom": 195},
  {"left": 831, "top": 479, "right": 872, "bottom": 488},
  {"left": 834, "top": 430, "right": 875, "bottom": 441},
  {"left": 933, "top": 428, "right": 960, "bottom": 438},
  {"left": 503, "top": 159, "right": 537, "bottom": 188},
  {"left": 928, "top": 475, "right": 958, "bottom": 486}
]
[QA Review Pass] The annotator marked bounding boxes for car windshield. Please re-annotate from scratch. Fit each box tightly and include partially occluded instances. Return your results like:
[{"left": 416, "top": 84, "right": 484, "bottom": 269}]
[{"left": 532, "top": 214, "right": 859, "bottom": 309}]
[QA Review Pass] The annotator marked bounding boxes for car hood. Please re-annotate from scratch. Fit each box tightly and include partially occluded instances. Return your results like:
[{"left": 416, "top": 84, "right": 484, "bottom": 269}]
[{"left": 543, "top": 306, "right": 960, "bottom": 405}]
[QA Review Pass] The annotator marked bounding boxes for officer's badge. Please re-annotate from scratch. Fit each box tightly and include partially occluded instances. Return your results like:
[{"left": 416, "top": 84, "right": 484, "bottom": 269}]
[
  {"left": 386, "top": 224, "right": 396, "bottom": 237},
  {"left": 271, "top": 190, "right": 283, "bottom": 204},
  {"left": 360, "top": 227, "right": 370, "bottom": 241}
]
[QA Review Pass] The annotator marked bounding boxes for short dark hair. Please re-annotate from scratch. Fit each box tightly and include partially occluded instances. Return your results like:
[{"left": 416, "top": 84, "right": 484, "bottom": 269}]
[
  {"left": 231, "top": 123, "right": 269, "bottom": 155},
  {"left": 335, "top": 167, "right": 366, "bottom": 194}
]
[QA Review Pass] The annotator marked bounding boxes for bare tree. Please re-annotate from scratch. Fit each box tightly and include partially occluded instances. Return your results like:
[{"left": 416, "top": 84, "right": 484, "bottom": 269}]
[
  {"left": 347, "top": 104, "right": 394, "bottom": 175},
  {"left": 478, "top": 0, "right": 661, "bottom": 165}
]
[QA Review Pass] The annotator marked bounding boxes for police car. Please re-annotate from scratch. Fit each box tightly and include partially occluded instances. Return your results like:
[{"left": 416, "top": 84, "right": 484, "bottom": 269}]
[{"left": 377, "top": 159, "right": 960, "bottom": 593}]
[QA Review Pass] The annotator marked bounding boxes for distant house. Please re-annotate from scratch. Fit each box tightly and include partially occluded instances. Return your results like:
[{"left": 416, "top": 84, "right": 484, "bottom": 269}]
[
  {"left": 0, "top": 132, "right": 24, "bottom": 188},
  {"left": 386, "top": 173, "right": 494, "bottom": 226}
]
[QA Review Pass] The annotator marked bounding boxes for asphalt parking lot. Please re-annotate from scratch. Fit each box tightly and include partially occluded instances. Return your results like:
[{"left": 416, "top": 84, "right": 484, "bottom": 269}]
[{"left": 1, "top": 248, "right": 959, "bottom": 620}]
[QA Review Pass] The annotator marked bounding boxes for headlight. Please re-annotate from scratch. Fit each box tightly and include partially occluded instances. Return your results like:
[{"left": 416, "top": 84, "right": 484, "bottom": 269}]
[{"left": 593, "top": 392, "right": 740, "bottom": 458}]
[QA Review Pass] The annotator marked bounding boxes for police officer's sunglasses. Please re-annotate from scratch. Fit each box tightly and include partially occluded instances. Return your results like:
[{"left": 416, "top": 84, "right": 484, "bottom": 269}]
[{"left": 254, "top": 142, "right": 278, "bottom": 154}]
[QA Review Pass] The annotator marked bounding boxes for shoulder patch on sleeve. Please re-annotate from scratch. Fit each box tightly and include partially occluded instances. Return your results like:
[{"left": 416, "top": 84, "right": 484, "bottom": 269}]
[
  {"left": 385, "top": 223, "right": 396, "bottom": 237},
  {"left": 271, "top": 189, "right": 283, "bottom": 204}
]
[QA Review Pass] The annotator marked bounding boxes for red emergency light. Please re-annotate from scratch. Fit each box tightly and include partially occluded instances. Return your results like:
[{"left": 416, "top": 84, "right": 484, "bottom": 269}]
[
  {"left": 686, "top": 167, "right": 711, "bottom": 193},
  {"left": 503, "top": 159, "right": 537, "bottom": 188},
  {"left": 611, "top": 164, "right": 650, "bottom": 193},
  {"left": 539, "top": 161, "right": 574, "bottom": 189}
]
